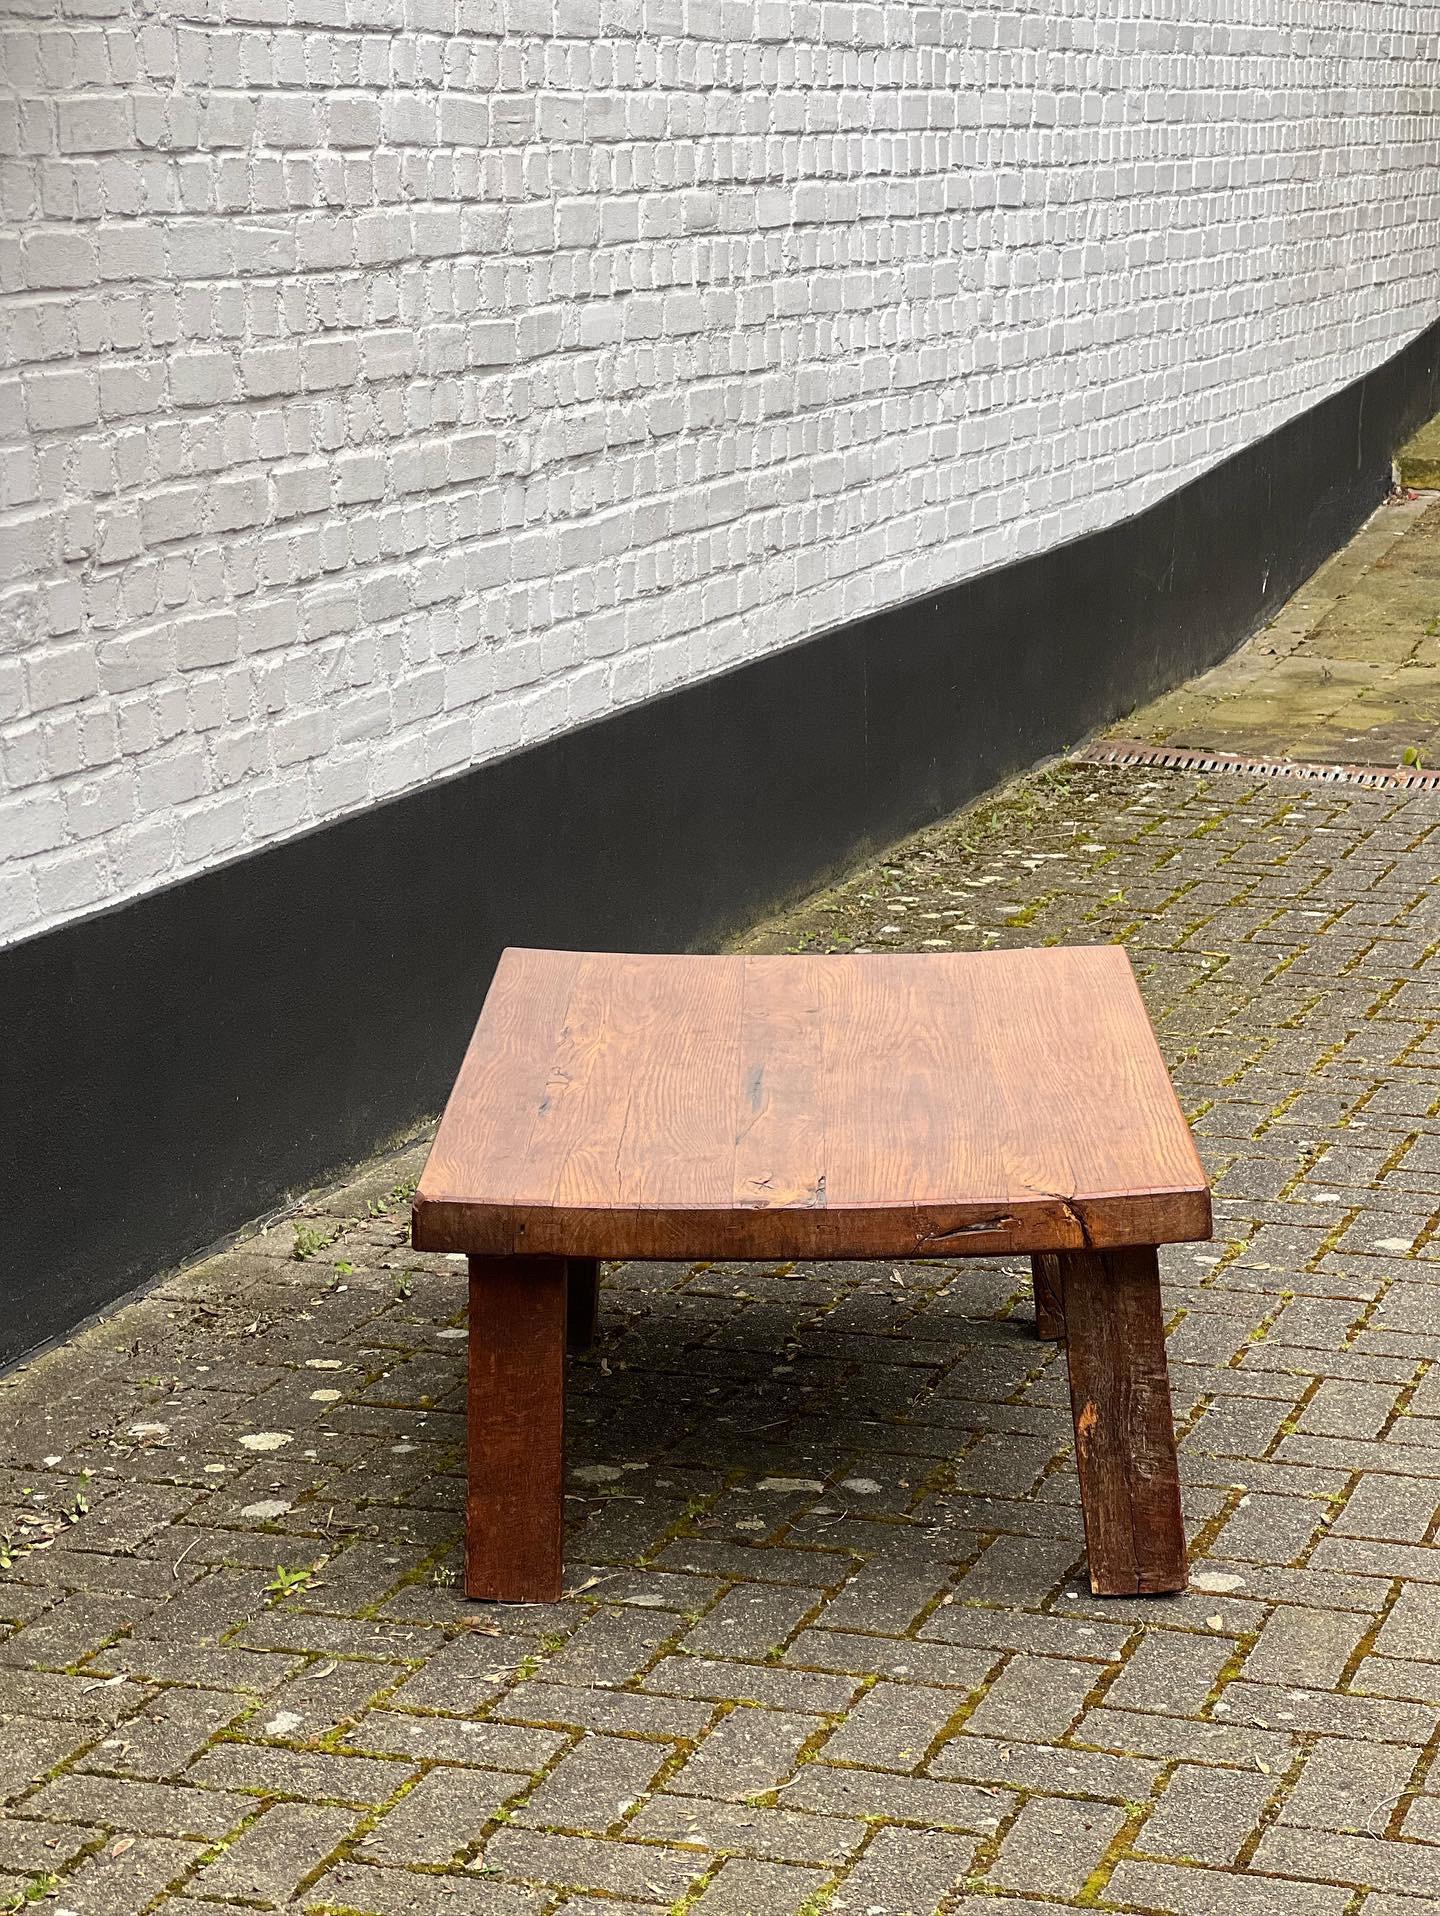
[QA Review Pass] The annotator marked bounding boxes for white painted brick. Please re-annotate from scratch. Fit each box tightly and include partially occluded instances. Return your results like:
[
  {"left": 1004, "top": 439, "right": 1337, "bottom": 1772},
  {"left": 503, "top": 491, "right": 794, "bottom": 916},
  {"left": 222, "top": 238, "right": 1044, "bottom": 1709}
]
[
  {"left": 20, "top": 232, "right": 97, "bottom": 288},
  {"left": 27, "top": 640, "right": 99, "bottom": 710},
  {"left": 177, "top": 790, "right": 247, "bottom": 863},
  {"left": 23, "top": 370, "right": 99, "bottom": 431},
  {"left": 31, "top": 841, "right": 110, "bottom": 919},
  {"left": 174, "top": 610, "right": 239, "bottom": 672},
  {"left": 2, "top": 0, "right": 1439, "bottom": 947},
  {"left": 170, "top": 350, "right": 237, "bottom": 407},
  {"left": 98, "top": 362, "right": 163, "bottom": 419},
  {"left": 0, "top": 788, "right": 67, "bottom": 859},
  {"left": 109, "top": 813, "right": 174, "bottom": 891},
  {"left": 99, "top": 627, "right": 174, "bottom": 694},
  {"left": 0, "top": 865, "right": 38, "bottom": 942},
  {"left": 301, "top": 336, "right": 359, "bottom": 390},
  {"left": 135, "top": 745, "right": 207, "bottom": 811},
  {"left": 63, "top": 767, "right": 134, "bottom": 840}
]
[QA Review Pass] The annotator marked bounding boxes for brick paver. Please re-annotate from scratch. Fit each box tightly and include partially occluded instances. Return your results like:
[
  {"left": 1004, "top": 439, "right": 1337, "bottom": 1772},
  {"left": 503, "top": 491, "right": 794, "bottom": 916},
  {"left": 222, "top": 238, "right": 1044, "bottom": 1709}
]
[{"left": 5, "top": 522, "right": 1440, "bottom": 1911}]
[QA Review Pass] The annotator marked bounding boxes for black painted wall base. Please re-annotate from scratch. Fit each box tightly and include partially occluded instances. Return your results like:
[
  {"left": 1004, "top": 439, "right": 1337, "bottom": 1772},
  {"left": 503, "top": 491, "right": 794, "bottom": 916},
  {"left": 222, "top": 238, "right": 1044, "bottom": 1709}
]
[{"left": 6, "top": 317, "right": 1440, "bottom": 1367}]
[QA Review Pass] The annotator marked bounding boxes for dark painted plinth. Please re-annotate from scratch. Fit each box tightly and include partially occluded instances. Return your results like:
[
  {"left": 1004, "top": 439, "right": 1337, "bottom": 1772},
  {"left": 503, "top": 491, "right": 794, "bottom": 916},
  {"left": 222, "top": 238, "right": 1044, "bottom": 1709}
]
[{"left": 5, "top": 317, "right": 1439, "bottom": 1366}]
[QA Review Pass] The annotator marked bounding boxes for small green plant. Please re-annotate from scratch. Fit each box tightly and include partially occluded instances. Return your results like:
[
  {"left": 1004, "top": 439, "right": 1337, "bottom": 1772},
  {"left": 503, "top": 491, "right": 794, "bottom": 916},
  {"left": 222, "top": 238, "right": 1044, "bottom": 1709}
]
[
  {"left": 392, "top": 1272, "right": 414, "bottom": 1300},
  {"left": 265, "top": 1563, "right": 316, "bottom": 1599},
  {"left": 794, "top": 1891, "right": 834, "bottom": 1916},
  {"left": 6, "top": 1876, "right": 59, "bottom": 1911},
  {"left": 292, "top": 1223, "right": 330, "bottom": 1261},
  {"left": 1401, "top": 745, "right": 1425, "bottom": 770}
]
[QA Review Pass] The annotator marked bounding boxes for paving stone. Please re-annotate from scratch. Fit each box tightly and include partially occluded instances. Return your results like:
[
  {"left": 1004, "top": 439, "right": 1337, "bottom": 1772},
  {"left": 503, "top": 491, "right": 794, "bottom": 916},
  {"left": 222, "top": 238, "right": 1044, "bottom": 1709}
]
[
  {"left": 1242, "top": 1606, "right": 1369, "bottom": 1688},
  {"left": 679, "top": 1586, "right": 819, "bottom": 1660},
  {"left": 1074, "top": 1705, "right": 1298, "bottom": 1770},
  {"left": 645, "top": 1653, "right": 858, "bottom": 1714},
  {"left": 1329, "top": 1474, "right": 1438, "bottom": 1543},
  {"left": 1279, "top": 1739, "right": 1424, "bottom": 1833},
  {"left": 358, "top": 1766, "right": 528, "bottom": 1866},
  {"left": 551, "top": 1901, "right": 662, "bottom": 1916},
  {"left": 689, "top": 1857, "right": 831, "bottom": 1914},
  {"left": 778, "top": 1766, "right": 1008, "bottom": 1833},
  {"left": 0, "top": 1816, "right": 99, "bottom": 1872},
  {"left": 52, "top": 1834, "right": 204, "bottom": 1915},
  {"left": 816, "top": 1679, "right": 963, "bottom": 1771},
  {"left": 304, "top": 1861, "right": 545, "bottom": 1915},
  {"left": 668, "top": 1706, "right": 817, "bottom": 1801},
  {"left": 0, "top": 1716, "right": 99, "bottom": 1804},
  {"left": 783, "top": 1630, "right": 995, "bottom": 1692},
  {"left": 347, "top": 1711, "right": 568, "bottom": 1771},
  {"left": 1372, "top": 1584, "right": 1440, "bottom": 1661},
  {"left": 1252, "top": 1825, "right": 1440, "bottom": 1898},
  {"left": 929, "top": 1733, "right": 1160, "bottom": 1802},
  {"left": 1218, "top": 1681, "right": 1440, "bottom": 1744},
  {"left": 626, "top": 1794, "right": 866, "bottom": 1866},
  {"left": 78, "top": 1690, "right": 244, "bottom": 1781},
  {"left": 1355, "top": 1654, "right": 1440, "bottom": 1703},
  {"left": 516, "top": 1732, "right": 667, "bottom": 1830},
  {"left": 25, "top": 1770, "right": 250, "bottom": 1842},
  {"left": 829, "top": 1825, "right": 976, "bottom": 1915},
  {"left": 960, "top": 1653, "right": 1098, "bottom": 1742},
  {"left": 1103, "top": 1858, "right": 1353, "bottom": 1915},
  {"left": 0, "top": 1670, "right": 149, "bottom": 1725},
  {"left": 1137, "top": 1762, "right": 1276, "bottom": 1865},
  {"left": 188, "top": 1742, "right": 415, "bottom": 1804},
  {"left": 1350, "top": 1897, "right": 1440, "bottom": 1916},
  {"left": 475, "top": 1829, "right": 707, "bottom": 1900},
  {"left": 987, "top": 1794, "right": 1127, "bottom": 1897},
  {"left": 190, "top": 1801, "right": 357, "bottom": 1903},
  {"left": 1100, "top": 1630, "right": 1232, "bottom": 1714},
  {"left": 496, "top": 1680, "right": 713, "bottom": 1741}
]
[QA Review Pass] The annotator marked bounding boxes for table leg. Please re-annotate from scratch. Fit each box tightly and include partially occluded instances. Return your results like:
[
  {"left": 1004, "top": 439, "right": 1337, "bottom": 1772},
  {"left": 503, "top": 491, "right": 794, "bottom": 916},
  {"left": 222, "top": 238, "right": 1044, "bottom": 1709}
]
[
  {"left": 566, "top": 1258, "right": 600, "bottom": 1351},
  {"left": 1058, "top": 1246, "right": 1187, "bottom": 1595},
  {"left": 1031, "top": 1253, "right": 1066, "bottom": 1340},
  {"left": 467, "top": 1255, "right": 567, "bottom": 1602}
]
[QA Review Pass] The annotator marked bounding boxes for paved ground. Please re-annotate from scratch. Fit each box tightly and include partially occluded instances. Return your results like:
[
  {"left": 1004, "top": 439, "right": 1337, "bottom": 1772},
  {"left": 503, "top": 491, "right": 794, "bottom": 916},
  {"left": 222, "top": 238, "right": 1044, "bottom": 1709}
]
[
  {"left": 4, "top": 496, "right": 1440, "bottom": 1916},
  {"left": 1113, "top": 490, "right": 1440, "bottom": 769}
]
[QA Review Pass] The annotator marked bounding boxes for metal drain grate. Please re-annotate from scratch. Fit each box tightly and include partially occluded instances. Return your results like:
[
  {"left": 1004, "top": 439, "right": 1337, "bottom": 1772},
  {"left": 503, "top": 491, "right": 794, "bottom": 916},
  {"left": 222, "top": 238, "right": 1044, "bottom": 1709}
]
[{"left": 1073, "top": 739, "right": 1440, "bottom": 792}]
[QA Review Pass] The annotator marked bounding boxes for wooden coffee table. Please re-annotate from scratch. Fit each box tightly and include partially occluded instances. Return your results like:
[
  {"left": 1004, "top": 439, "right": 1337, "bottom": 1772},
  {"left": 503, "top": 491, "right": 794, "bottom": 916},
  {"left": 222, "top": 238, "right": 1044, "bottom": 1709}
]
[{"left": 412, "top": 946, "right": 1210, "bottom": 1603}]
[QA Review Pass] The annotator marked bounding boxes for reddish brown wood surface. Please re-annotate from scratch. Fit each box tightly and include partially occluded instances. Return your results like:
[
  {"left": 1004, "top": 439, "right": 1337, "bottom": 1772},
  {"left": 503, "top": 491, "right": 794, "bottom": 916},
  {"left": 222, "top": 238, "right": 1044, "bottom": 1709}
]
[
  {"left": 1060, "top": 1246, "right": 1187, "bottom": 1595},
  {"left": 1031, "top": 1253, "right": 1066, "bottom": 1340},
  {"left": 466, "top": 1256, "right": 567, "bottom": 1602},
  {"left": 415, "top": 947, "right": 1210, "bottom": 1262},
  {"left": 566, "top": 1258, "right": 599, "bottom": 1352}
]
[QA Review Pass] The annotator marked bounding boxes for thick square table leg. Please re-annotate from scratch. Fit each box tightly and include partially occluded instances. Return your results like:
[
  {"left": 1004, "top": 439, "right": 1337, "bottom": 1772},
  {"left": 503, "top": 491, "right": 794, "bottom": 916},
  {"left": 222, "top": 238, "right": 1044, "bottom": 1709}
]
[
  {"left": 1031, "top": 1253, "right": 1066, "bottom": 1340},
  {"left": 467, "top": 1255, "right": 567, "bottom": 1602},
  {"left": 566, "top": 1258, "right": 600, "bottom": 1352},
  {"left": 1059, "top": 1246, "right": 1187, "bottom": 1595}
]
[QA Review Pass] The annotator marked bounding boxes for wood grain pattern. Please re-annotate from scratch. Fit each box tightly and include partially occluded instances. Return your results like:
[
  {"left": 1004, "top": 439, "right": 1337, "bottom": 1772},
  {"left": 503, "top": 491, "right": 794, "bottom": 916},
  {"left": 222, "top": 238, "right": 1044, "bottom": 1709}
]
[
  {"left": 414, "top": 946, "right": 1210, "bottom": 1261},
  {"left": 566, "top": 1258, "right": 599, "bottom": 1352},
  {"left": 466, "top": 1255, "right": 567, "bottom": 1602},
  {"left": 1060, "top": 1246, "right": 1188, "bottom": 1595},
  {"left": 1031, "top": 1253, "right": 1066, "bottom": 1340}
]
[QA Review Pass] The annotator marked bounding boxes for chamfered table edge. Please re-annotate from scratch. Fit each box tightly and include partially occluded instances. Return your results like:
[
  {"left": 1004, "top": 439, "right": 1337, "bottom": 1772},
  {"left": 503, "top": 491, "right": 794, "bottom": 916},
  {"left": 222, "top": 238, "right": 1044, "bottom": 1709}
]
[{"left": 412, "top": 1185, "right": 1213, "bottom": 1260}]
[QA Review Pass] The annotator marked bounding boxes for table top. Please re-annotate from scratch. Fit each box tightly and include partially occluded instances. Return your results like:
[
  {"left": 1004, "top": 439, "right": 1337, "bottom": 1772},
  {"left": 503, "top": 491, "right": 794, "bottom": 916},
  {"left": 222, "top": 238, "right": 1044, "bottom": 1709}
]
[{"left": 412, "top": 945, "right": 1211, "bottom": 1261}]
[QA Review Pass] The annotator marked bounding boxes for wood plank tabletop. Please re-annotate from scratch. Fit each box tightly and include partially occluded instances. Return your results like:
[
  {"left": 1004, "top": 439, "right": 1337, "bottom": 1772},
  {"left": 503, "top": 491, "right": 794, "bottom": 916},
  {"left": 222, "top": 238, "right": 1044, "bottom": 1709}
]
[{"left": 412, "top": 946, "right": 1211, "bottom": 1261}]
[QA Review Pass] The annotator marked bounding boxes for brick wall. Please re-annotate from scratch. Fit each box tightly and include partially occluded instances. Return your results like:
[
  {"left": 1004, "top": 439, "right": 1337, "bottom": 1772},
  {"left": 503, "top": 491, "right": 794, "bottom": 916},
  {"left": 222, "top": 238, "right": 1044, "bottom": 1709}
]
[{"left": 2, "top": 0, "right": 1438, "bottom": 945}]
